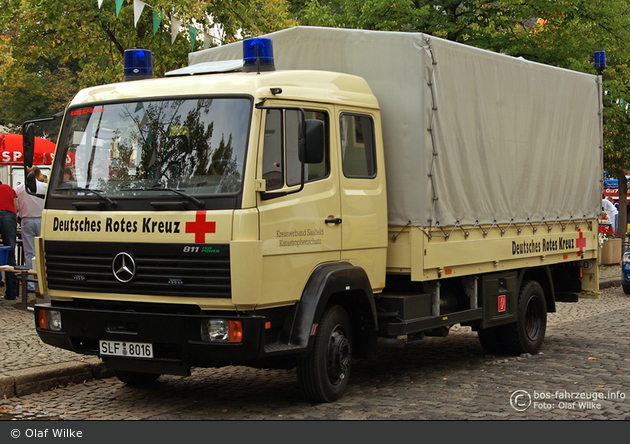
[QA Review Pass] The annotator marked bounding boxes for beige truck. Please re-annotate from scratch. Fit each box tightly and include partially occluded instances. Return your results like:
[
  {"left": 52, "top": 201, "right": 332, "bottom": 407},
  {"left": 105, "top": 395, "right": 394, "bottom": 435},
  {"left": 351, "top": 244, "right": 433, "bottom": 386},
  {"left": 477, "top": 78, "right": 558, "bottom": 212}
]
[{"left": 28, "top": 27, "right": 602, "bottom": 403}]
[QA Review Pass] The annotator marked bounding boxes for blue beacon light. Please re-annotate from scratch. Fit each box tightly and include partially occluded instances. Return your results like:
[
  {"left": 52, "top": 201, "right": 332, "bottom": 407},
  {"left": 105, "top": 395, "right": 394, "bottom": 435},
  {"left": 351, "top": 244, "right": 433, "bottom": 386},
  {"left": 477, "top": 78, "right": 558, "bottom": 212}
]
[
  {"left": 123, "top": 49, "right": 154, "bottom": 81},
  {"left": 594, "top": 51, "right": 606, "bottom": 74},
  {"left": 243, "top": 38, "right": 275, "bottom": 73}
]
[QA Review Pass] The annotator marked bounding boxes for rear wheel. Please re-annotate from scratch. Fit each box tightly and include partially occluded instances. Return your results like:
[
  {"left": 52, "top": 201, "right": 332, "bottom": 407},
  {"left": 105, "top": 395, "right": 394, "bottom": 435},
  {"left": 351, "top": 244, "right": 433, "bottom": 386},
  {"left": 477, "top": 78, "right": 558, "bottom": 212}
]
[
  {"left": 503, "top": 280, "right": 547, "bottom": 354},
  {"left": 478, "top": 280, "right": 547, "bottom": 355},
  {"left": 114, "top": 370, "right": 161, "bottom": 386},
  {"left": 297, "top": 305, "right": 353, "bottom": 403}
]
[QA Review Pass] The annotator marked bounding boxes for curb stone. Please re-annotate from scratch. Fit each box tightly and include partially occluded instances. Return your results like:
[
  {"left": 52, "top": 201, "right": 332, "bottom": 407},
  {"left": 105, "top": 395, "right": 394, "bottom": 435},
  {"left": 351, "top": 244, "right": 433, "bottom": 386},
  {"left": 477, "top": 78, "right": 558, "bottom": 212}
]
[{"left": 0, "top": 357, "right": 113, "bottom": 399}]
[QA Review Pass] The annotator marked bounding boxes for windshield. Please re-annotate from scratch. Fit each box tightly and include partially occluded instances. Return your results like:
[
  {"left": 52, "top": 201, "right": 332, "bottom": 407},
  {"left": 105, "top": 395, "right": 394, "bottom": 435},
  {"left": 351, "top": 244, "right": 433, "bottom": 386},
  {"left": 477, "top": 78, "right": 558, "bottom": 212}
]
[{"left": 50, "top": 97, "right": 251, "bottom": 199}]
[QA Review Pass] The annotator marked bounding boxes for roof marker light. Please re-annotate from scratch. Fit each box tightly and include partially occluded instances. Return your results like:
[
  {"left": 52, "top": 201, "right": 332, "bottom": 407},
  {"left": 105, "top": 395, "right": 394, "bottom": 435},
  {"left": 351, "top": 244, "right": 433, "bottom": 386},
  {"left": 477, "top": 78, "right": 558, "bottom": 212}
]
[
  {"left": 123, "top": 49, "right": 153, "bottom": 81},
  {"left": 243, "top": 38, "right": 275, "bottom": 74}
]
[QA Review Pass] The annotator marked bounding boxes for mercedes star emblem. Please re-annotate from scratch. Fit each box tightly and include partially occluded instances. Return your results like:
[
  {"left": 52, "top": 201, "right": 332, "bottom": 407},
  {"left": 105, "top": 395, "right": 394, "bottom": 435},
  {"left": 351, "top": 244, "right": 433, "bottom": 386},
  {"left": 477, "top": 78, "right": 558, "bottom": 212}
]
[{"left": 112, "top": 252, "right": 136, "bottom": 283}]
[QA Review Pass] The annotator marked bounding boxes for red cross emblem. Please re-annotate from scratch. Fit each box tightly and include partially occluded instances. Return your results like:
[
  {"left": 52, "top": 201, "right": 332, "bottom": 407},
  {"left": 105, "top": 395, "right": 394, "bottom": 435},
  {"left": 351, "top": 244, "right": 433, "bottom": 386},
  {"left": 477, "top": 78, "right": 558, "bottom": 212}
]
[
  {"left": 576, "top": 229, "right": 586, "bottom": 251},
  {"left": 185, "top": 211, "right": 216, "bottom": 243}
]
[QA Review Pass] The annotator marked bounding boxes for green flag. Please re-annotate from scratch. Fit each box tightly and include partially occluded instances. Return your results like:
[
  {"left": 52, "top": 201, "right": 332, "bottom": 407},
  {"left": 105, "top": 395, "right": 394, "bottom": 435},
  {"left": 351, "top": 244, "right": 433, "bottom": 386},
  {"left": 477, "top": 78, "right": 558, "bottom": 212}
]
[
  {"left": 189, "top": 26, "right": 198, "bottom": 52},
  {"left": 153, "top": 10, "right": 163, "bottom": 35},
  {"left": 116, "top": 0, "right": 124, "bottom": 17}
]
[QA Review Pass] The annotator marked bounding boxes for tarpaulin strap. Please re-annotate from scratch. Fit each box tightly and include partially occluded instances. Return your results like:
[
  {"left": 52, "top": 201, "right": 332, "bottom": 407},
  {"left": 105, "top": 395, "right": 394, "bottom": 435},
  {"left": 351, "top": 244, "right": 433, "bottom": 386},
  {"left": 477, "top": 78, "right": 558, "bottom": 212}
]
[
  {"left": 533, "top": 218, "right": 546, "bottom": 234},
  {"left": 564, "top": 215, "right": 587, "bottom": 232},
  {"left": 545, "top": 218, "right": 560, "bottom": 233},
  {"left": 459, "top": 220, "right": 479, "bottom": 239},
  {"left": 425, "top": 38, "right": 440, "bottom": 228},
  {"left": 417, "top": 217, "right": 593, "bottom": 242},
  {"left": 516, "top": 219, "right": 531, "bottom": 235}
]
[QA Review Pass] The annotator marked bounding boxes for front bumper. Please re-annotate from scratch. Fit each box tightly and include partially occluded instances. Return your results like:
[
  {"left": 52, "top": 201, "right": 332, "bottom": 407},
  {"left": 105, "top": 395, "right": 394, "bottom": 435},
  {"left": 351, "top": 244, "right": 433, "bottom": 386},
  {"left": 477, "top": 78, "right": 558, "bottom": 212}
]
[{"left": 34, "top": 303, "right": 271, "bottom": 375}]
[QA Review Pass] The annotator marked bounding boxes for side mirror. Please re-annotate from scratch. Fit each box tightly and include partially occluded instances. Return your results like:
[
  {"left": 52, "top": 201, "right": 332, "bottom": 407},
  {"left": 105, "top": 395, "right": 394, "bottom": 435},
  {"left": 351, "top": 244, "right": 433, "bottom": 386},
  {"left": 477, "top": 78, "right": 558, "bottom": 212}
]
[
  {"left": 25, "top": 170, "right": 38, "bottom": 194},
  {"left": 301, "top": 119, "right": 324, "bottom": 164},
  {"left": 23, "top": 123, "right": 35, "bottom": 168}
]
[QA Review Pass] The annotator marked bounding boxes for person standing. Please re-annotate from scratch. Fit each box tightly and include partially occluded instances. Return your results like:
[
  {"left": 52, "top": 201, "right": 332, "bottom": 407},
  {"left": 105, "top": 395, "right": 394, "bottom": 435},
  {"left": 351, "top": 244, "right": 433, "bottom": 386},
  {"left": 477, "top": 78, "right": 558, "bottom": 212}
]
[
  {"left": 602, "top": 196, "right": 616, "bottom": 227},
  {"left": 0, "top": 180, "right": 18, "bottom": 300},
  {"left": 607, "top": 196, "right": 619, "bottom": 234},
  {"left": 603, "top": 196, "right": 618, "bottom": 233},
  {"left": 15, "top": 167, "right": 47, "bottom": 292}
]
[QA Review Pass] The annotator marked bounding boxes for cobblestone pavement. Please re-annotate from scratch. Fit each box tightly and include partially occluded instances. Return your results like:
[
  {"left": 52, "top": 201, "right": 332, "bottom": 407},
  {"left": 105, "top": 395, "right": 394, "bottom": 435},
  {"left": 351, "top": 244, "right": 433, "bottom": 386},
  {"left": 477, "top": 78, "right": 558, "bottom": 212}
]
[
  {"left": 0, "top": 297, "right": 92, "bottom": 373},
  {"left": 0, "top": 268, "right": 629, "bottom": 420}
]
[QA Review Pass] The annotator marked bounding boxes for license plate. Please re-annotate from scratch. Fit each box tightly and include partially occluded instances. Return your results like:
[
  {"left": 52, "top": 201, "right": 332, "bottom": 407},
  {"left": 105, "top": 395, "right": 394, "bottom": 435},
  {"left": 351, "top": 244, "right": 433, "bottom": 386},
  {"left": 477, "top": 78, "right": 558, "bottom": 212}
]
[{"left": 99, "top": 340, "right": 153, "bottom": 358}]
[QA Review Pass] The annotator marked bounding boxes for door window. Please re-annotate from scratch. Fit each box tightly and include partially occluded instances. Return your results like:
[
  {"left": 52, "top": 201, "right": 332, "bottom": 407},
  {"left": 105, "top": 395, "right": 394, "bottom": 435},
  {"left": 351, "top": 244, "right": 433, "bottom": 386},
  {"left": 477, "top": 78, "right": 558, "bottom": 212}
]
[
  {"left": 340, "top": 114, "right": 376, "bottom": 178},
  {"left": 262, "top": 109, "right": 329, "bottom": 190}
]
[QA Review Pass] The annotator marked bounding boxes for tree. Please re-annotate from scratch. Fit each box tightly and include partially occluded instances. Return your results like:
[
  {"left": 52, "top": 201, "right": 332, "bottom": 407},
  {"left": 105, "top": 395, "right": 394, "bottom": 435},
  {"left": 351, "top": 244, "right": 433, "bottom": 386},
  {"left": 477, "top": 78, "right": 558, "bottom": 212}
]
[
  {"left": 602, "top": 62, "right": 630, "bottom": 240},
  {"left": 0, "top": 0, "right": 295, "bottom": 132}
]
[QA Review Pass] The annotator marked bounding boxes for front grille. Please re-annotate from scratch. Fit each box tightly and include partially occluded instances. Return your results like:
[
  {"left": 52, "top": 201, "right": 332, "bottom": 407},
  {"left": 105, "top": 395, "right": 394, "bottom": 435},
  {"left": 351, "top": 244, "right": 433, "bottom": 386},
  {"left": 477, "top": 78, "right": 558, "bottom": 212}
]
[{"left": 44, "top": 241, "right": 231, "bottom": 298}]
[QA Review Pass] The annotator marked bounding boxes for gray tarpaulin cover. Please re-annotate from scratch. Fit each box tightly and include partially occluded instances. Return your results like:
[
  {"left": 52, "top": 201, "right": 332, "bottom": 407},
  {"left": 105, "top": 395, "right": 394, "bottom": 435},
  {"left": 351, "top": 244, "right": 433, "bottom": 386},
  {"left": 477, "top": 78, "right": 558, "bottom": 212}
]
[{"left": 189, "top": 26, "right": 602, "bottom": 228}]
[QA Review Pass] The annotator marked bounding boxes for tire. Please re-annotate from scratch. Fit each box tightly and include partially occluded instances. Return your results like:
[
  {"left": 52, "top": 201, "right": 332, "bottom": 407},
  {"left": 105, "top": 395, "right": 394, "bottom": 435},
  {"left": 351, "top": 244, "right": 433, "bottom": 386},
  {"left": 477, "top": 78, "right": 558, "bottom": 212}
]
[
  {"left": 297, "top": 305, "right": 353, "bottom": 403},
  {"left": 503, "top": 280, "right": 547, "bottom": 355},
  {"left": 114, "top": 370, "right": 161, "bottom": 386},
  {"left": 623, "top": 283, "right": 630, "bottom": 295}
]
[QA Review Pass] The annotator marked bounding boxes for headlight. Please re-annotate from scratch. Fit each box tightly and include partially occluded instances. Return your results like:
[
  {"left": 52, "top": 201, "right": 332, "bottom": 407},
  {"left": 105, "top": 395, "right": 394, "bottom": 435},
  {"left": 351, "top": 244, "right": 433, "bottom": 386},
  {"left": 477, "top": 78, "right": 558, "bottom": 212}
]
[
  {"left": 37, "top": 309, "right": 62, "bottom": 331},
  {"left": 624, "top": 251, "right": 630, "bottom": 263},
  {"left": 201, "top": 319, "right": 243, "bottom": 343}
]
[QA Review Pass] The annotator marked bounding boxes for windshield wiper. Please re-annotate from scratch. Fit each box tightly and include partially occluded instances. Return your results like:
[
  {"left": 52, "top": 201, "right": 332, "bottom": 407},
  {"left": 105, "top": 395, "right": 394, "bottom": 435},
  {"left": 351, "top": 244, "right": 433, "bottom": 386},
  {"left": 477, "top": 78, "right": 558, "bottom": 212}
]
[
  {"left": 56, "top": 187, "right": 118, "bottom": 208},
  {"left": 122, "top": 187, "right": 204, "bottom": 208}
]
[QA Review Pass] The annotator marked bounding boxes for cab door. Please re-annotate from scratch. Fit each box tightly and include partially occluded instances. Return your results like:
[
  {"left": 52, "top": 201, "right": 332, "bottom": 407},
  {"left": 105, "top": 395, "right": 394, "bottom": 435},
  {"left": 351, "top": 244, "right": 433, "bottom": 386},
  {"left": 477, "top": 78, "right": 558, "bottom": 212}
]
[
  {"left": 337, "top": 108, "right": 388, "bottom": 290},
  {"left": 257, "top": 105, "right": 341, "bottom": 307}
]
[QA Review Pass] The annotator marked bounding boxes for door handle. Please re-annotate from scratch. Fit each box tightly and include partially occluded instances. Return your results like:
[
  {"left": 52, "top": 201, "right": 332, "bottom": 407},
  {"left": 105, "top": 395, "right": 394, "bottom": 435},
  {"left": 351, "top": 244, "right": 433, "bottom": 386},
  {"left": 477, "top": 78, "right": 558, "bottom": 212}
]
[{"left": 325, "top": 218, "right": 342, "bottom": 225}]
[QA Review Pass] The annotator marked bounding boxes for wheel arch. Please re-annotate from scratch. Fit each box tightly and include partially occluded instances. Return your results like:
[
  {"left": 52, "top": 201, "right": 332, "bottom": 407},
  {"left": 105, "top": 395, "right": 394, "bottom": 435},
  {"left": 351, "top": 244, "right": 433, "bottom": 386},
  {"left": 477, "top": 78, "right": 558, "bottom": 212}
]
[{"left": 289, "top": 262, "right": 378, "bottom": 359}]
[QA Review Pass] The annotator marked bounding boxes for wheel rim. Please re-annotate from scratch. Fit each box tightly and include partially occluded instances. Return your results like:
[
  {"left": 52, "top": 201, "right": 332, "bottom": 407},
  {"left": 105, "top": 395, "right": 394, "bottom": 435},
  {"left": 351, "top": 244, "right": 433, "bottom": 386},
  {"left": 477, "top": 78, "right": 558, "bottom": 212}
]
[
  {"left": 524, "top": 296, "right": 543, "bottom": 342},
  {"left": 327, "top": 324, "right": 351, "bottom": 386}
]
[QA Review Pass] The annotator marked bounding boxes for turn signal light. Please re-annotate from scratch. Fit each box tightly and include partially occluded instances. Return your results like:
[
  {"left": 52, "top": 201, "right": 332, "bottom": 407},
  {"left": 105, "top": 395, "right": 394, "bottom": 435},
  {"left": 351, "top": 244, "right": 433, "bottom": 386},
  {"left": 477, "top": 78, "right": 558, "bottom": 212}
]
[{"left": 228, "top": 320, "right": 243, "bottom": 343}]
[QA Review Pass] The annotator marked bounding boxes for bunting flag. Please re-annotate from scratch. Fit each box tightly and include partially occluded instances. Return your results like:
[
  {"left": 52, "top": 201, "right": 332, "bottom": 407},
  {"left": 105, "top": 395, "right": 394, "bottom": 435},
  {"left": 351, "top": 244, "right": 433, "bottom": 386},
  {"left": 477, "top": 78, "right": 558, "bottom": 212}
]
[
  {"left": 153, "top": 10, "right": 163, "bottom": 35},
  {"left": 171, "top": 18, "right": 182, "bottom": 44},
  {"left": 203, "top": 33, "right": 212, "bottom": 49},
  {"left": 115, "top": 0, "right": 124, "bottom": 17},
  {"left": 99, "top": 2, "right": 202, "bottom": 49},
  {"left": 189, "top": 26, "right": 199, "bottom": 52},
  {"left": 133, "top": 0, "right": 146, "bottom": 27}
]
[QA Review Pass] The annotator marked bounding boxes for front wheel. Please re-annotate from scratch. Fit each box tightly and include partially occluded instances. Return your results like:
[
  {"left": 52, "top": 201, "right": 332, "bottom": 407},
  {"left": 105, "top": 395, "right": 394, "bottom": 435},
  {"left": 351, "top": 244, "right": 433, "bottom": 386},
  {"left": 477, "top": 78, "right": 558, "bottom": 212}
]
[
  {"left": 297, "top": 305, "right": 353, "bottom": 403},
  {"left": 623, "top": 283, "right": 630, "bottom": 295}
]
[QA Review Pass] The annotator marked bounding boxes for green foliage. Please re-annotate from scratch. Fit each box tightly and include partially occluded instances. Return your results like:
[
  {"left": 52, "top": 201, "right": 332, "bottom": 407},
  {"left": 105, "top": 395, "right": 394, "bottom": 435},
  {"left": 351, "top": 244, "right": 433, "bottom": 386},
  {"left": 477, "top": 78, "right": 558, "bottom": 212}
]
[
  {"left": 4, "top": 0, "right": 630, "bottom": 218},
  {"left": 0, "top": 0, "right": 295, "bottom": 131},
  {"left": 297, "top": 0, "right": 430, "bottom": 30}
]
